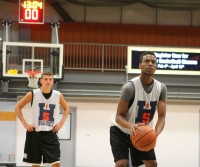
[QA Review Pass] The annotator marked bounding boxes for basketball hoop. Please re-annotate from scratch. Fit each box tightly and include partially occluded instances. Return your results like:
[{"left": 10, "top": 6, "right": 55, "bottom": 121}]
[{"left": 25, "top": 70, "right": 41, "bottom": 88}]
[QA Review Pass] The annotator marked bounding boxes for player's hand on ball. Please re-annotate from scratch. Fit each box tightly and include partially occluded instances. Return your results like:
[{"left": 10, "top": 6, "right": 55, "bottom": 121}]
[
  {"left": 130, "top": 123, "right": 145, "bottom": 139},
  {"left": 130, "top": 125, "right": 157, "bottom": 151}
]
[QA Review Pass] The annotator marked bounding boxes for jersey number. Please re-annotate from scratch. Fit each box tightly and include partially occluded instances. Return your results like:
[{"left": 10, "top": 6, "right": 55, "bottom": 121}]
[
  {"left": 43, "top": 112, "right": 50, "bottom": 121},
  {"left": 142, "top": 113, "right": 150, "bottom": 123}
]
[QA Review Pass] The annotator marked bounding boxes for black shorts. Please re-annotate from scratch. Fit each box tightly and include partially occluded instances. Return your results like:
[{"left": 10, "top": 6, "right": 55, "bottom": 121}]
[
  {"left": 23, "top": 131, "right": 60, "bottom": 165},
  {"left": 110, "top": 126, "right": 156, "bottom": 166}
]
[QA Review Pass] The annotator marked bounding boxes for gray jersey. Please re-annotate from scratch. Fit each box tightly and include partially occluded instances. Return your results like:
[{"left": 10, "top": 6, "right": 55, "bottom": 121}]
[
  {"left": 110, "top": 76, "right": 167, "bottom": 134},
  {"left": 120, "top": 78, "right": 167, "bottom": 107}
]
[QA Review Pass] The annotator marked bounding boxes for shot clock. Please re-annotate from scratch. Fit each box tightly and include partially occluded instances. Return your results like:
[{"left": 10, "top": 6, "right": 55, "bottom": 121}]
[{"left": 19, "top": 0, "right": 44, "bottom": 24}]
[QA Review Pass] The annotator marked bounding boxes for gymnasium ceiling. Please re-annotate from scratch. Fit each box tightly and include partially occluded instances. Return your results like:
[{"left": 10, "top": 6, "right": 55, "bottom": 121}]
[
  {"left": 1, "top": 0, "right": 200, "bottom": 10},
  {"left": 1, "top": 0, "right": 200, "bottom": 22}
]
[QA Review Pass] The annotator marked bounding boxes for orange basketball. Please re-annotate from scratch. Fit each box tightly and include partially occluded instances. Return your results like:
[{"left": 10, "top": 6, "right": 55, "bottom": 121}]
[{"left": 131, "top": 125, "right": 157, "bottom": 151}]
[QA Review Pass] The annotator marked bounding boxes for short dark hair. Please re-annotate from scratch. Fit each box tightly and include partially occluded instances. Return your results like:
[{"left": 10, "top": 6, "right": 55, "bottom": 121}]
[
  {"left": 41, "top": 71, "right": 54, "bottom": 78},
  {"left": 139, "top": 51, "right": 156, "bottom": 63}
]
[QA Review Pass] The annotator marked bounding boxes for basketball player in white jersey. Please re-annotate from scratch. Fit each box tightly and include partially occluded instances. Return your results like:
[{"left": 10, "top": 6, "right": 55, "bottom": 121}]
[
  {"left": 15, "top": 71, "right": 70, "bottom": 167},
  {"left": 110, "top": 51, "right": 167, "bottom": 167}
]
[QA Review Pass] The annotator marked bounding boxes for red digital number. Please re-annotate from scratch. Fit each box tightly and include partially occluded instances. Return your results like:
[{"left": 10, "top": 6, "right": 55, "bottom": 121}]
[{"left": 19, "top": 0, "right": 44, "bottom": 24}]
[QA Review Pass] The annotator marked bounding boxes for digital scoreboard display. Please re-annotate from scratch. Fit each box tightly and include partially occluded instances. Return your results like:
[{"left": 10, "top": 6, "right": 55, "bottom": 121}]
[
  {"left": 127, "top": 46, "right": 200, "bottom": 75},
  {"left": 19, "top": 0, "right": 44, "bottom": 24}
]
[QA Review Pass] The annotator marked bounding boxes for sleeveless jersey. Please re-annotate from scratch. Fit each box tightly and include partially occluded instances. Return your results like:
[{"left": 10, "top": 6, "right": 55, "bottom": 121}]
[
  {"left": 32, "top": 89, "right": 61, "bottom": 132},
  {"left": 110, "top": 76, "right": 162, "bottom": 134}
]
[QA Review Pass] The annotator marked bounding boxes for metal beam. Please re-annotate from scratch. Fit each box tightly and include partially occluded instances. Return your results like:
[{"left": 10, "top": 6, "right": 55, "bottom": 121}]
[{"left": 51, "top": 2, "right": 74, "bottom": 22}]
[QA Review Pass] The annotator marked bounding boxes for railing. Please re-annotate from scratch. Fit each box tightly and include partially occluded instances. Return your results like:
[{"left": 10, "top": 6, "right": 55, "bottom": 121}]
[
  {"left": 0, "top": 42, "right": 128, "bottom": 74},
  {"left": 63, "top": 42, "right": 127, "bottom": 72}
]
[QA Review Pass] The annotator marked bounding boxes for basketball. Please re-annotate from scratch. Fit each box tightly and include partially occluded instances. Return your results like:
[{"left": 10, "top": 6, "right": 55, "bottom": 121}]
[{"left": 131, "top": 125, "right": 157, "bottom": 151}]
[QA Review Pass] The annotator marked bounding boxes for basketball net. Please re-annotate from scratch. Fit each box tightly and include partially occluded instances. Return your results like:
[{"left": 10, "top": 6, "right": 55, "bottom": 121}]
[{"left": 26, "top": 70, "right": 40, "bottom": 88}]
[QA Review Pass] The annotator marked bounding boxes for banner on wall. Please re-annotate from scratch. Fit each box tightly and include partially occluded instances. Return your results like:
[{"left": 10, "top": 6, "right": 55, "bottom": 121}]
[{"left": 127, "top": 46, "right": 200, "bottom": 75}]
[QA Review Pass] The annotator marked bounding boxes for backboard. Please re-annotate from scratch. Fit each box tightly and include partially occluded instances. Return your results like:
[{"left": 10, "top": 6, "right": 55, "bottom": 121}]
[{"left": 2, "top": 41, "right": 63, "bottom": 79}]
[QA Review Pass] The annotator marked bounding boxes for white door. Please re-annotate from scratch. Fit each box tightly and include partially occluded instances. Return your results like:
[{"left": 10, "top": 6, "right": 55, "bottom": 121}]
[{"left": 60, "top": 107, "right": 76, "bottom": 167}]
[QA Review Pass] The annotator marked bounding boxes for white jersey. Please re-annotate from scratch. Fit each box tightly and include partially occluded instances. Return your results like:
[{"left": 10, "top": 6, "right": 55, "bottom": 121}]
[
  {"left": 110, "top": 76, "right": 162, "bottom": 134},
  {"left": 31, "top": 89, "right": 61, "bottom": 132}
]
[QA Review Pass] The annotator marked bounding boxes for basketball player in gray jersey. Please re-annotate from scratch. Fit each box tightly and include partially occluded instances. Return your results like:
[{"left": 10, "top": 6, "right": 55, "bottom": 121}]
[{"left": 110, "top": 51, "right": 167, "bottom": 167}]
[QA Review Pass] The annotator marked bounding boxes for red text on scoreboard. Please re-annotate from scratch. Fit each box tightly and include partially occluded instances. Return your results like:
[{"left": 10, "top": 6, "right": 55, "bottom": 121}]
[{"left": 19, "top": 0, "right": 44, "bottom": 24}]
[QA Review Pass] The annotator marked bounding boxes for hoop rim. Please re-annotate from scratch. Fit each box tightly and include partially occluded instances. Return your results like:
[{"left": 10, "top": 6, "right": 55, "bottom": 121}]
[
  {"left": 25, "top": 70, "right": 41, "bottom": 79},
  {"left": 25, "top": 70, "right": 41, "bottom": 88},
  {"left": 25, "top": 70, "right": 41, "bottom": 74}
]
